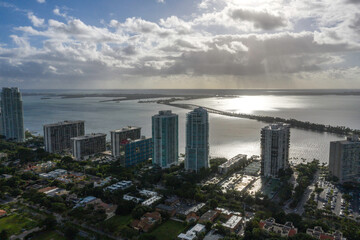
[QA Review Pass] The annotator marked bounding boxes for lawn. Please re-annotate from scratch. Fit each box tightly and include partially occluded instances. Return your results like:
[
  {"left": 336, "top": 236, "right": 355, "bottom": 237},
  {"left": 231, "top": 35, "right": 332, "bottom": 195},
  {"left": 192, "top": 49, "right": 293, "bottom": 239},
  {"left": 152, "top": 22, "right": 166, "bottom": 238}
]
[
  {"left": 101, "top": 214, "right": 132, "bottom": 234},
  {"left": 0, "top": 213, "right": 38, "bottom": 236},
  {"left": 145, "top": 220, "right": 186, "bottom": 240},
  {"left": 31, "top": 230, "right": 66, "bottom": 240}
]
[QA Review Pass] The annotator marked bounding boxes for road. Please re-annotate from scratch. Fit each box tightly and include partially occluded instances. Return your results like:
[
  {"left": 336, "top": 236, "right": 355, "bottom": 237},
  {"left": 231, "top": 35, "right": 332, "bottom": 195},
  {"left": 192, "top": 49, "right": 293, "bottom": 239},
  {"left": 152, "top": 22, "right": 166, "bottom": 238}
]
[
  {"left": 284, "top": 170, "right": 319, "bottom": 215},
  {"left": 10, "top": 227, "right": 41, "bottom": 240}
]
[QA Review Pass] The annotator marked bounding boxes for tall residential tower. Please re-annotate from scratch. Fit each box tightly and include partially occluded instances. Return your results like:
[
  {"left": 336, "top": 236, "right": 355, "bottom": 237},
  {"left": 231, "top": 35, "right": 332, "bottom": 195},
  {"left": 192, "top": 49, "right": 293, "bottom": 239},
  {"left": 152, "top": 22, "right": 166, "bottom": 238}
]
[
  {"left": 0, "top": 87, "right": 24, "bottom": 142},
  {"left": 261, "top": 123, "right": 290, "bottom": 178},
  {"left": 110, "top": 126, "right": 141, "bottom": 157},
  {"left": 329, "top": 135, "right": 360, "bottom": 183},
  {"left": 185, "top": 107, "right": 209, "bottom": 172},
  {"left": 43, "top": 120, "right": 85, "bottom": 153},
  {"left": 152, "top": 110, "right": 178, "bottom": 168}
]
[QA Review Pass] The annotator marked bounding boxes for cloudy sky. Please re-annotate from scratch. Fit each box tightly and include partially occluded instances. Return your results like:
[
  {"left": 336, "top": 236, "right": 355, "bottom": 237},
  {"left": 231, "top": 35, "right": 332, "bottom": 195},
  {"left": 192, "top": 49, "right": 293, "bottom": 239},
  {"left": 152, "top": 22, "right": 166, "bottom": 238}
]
[{"left": 0, "top": 0, "right": 360, "bottom": 89}]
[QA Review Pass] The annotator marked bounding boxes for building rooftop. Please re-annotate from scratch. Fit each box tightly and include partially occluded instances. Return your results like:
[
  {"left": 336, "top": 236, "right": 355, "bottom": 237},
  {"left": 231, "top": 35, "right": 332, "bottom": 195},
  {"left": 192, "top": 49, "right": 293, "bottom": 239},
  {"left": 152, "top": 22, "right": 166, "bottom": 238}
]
[
  {"left": 156, "top": 204, "right": 175, "bottom": 212},
  {"left": 216, "top": 207, "right": 241, "bottom": 217},
  {"left": 188, "top": 107, "right": 208, "bottom": 115},
  {"left": 142, "top": 196, "right": 162, "bottom": 206},
  {"left": 139, "top": 189, "right": 158, "bottom": 197},
  {"left": 262, "top": 123, "right": 290, "bottom": 131},
  {"left": 333, "top": 135, "right": 360, "bottom": 144},
  {"left": 104, "top": 180, "right": 133, "bottom": 192},
  {"left": 178, "top": 224, "right": 206, "bottom": 240},
  {"left": 259, "top": 218, "right": 297, "bottom": 237},
  {"left": 219, "top": 154, "right": 247, "bottom": 168},
  {"left": 110, "top": 126, "right": 141, "bottom": 133},
  {"left": 71, "top": 133, "right": 106, "bottom": 140},
  {"left": 74, "top": 196, "right": 97, "bottom": 208},
  {"left": 120, "top": 137, "right": 152, "bottom": 145},
  {"left": 222, "top": 215, "right": 242, "bottom": 229},
  {"left": 154, "top": 110, "right": 177, "bottom": 117},
  {"left": 204, "top": 230, "right": 223, "bottom": 240},
  {"left": 199, "top": 210, "right": 219, "bottom": 222},
  {"left": 306, "top": 226, "right": 345, "bottom": 240},
  {"left": 0, "top": 209, "right": 7, "bottom": 217},
  {"left": 44, "top": 120, "right": 85, "bottom": 127}
]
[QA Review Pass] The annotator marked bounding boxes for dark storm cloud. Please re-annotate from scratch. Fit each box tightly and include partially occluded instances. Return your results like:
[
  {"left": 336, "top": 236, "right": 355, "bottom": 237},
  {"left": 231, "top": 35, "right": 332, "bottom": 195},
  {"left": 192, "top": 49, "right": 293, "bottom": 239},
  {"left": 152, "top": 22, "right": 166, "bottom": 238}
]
[{"left": 230, "top": 9, "right": 287, "bottom": 30}]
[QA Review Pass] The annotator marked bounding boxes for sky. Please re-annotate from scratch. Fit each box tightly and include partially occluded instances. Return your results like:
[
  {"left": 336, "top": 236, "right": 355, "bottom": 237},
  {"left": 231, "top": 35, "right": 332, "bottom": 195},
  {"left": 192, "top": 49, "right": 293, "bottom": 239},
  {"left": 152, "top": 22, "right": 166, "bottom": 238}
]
[{"left": 0, "top": 0, "right": 360, "bottom": 89}]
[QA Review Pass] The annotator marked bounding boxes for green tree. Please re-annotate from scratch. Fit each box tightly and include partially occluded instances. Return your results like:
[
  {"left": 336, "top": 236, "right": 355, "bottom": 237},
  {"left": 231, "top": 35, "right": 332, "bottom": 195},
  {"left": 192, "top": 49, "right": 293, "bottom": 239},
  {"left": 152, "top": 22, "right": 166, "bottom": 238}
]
[
  {"left": 116, "top": 200, "right": 136, "bottom": 215},
  {"left": 64, "top": 225, "right": 79, "bottom": 240},
  {"left": 119, "top": 226, "right": 138, "bottom": 239},
  {"left": 209, "top": 199, "right": 218, "bottom": 209},
  {"left": 0, "top": 230, "right": 8, "bottom": 240},
  {"left": 131, "top": 205, "right": 151, "bottom": 219},
  {"left": 42, "top": 216, "right": 57, "bottom": 230}
]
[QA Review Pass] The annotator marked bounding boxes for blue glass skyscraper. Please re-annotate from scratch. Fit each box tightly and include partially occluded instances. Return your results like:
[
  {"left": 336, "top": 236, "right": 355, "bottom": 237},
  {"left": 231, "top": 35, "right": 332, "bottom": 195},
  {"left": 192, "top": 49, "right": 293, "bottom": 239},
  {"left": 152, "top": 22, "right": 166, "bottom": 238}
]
[
  {"left": 0, "top": 87, "right": 24, "bottom": 142},
  {"left": 185, "top": 107, "right": 209, "bottom": 172},
  {"left": 152, "top": 110, "right": 178, "bottom": 168}
]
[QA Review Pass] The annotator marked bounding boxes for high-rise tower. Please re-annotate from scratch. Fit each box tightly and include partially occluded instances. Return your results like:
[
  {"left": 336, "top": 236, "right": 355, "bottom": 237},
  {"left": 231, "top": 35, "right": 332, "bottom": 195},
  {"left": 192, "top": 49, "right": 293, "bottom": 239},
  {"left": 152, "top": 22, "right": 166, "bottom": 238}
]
[
  {"left": 43, "top": 120, "right": 85, "bottom": 153},
  {"left": 329, "top": 135, "right": 360, "bottom": 183},
  {"left": 110, "top": 126, "right": 141, "bottom": 157},
  {"left": 152, "top": 110, "right": 178, "bottom": 168},
  {"left": 261, "top": 123, "right": 290, "bottom": 178},
  {"left": 185, "top": 107, "right": 209, "bottom": 172},
  {"left": 1, "top": 87, "right": 24, "bottom": 142}
]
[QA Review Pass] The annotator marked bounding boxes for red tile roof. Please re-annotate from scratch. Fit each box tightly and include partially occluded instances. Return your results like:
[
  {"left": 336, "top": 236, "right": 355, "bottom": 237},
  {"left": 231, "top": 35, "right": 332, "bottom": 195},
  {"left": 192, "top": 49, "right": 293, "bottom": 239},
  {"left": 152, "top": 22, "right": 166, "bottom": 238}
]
[
  {"left": 0, "top": 210, "right": 7, "bottom": 217},
  {"left": 288, "top": 229, "right": 297, "bottom": 237}
]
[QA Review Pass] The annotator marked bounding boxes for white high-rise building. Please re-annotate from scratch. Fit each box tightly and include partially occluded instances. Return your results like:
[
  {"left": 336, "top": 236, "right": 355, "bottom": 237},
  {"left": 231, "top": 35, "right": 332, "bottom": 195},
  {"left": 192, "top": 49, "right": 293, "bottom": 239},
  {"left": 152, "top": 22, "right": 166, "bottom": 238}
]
[
  {"left": 0, "top": 87, "right": 24, "bottom": 142},
  {"left": 261, "top": 123, "right": 290, "bottom": 178},
  {"left": 329, "top": 135, "right": 360, "bottom": 183},
  {"left": 152, "top": 110, "right": 178, "bottom": 168}
]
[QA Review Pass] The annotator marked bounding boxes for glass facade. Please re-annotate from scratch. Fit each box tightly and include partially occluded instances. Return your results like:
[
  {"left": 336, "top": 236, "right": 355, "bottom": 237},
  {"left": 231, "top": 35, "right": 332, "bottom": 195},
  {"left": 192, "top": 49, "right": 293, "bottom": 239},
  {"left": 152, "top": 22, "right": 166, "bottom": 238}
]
[
  {"left": 120, "top": 138, "right": 153, "bottom": 167},
  {"left": 185, "top": 107, "right": 209, "bottom": 172},
  {"left": 0, "top": 87, "right": 24, "bottom": 142},
  {"left": 152, "top": 110, "right": 178, "bottom": 168}
]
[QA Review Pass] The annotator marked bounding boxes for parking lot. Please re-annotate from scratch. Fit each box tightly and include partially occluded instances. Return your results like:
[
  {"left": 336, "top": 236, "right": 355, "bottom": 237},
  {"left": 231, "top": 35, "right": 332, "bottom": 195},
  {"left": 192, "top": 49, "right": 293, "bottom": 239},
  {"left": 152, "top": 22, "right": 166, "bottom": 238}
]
[{"left": 317, "top": 178, "right": 360, "bottom": 219}]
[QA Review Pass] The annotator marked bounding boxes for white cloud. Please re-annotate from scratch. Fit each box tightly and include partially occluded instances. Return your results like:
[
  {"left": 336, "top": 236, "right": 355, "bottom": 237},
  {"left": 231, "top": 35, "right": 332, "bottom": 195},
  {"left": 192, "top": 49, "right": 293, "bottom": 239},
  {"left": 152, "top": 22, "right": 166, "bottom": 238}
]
[
  {"left": 53, "top": 7, "right": 67, "bottom": 19},
  {"left": 1, "top": 0, "right": 360, "bottom": 88},
  {"left": 157, "top": 0, "right": 165, "bottom": 3},
  {"left": 37, "top": 0, "right": 45, "bottom": 3},
  {"left": 27, "top": 12, "right": 45, "bottom": 27}
]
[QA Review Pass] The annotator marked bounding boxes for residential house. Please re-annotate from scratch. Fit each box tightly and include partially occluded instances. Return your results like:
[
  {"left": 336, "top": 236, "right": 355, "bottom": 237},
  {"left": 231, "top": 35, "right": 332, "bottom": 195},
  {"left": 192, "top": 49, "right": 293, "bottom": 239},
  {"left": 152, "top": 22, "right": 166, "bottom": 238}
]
[
  {"left": 259, "top": 218, "right": 297, "bottom": 238},
  {"left": 222, "top": 215, "right": 243, "bottom": 233},
  {"left": 0, "top": 210, "right": 7, "bottom": 218},
  {"left": 178, "top": 224, "right": 206, "bottom": 240},
  {"left": 186, "top": 212, "right": 199, "bottom": 223},
  {"left": 155, "top": 204, "right": 176, "bottom": 217},
  {"left": 131, "top": 211, "right": 162, "bottom": 232},
  {"left": 199, "top": 210, "right": 219, "bottom": 223},
  {"left": 306, "top": 226, "right": 346, "bottom": 240}
]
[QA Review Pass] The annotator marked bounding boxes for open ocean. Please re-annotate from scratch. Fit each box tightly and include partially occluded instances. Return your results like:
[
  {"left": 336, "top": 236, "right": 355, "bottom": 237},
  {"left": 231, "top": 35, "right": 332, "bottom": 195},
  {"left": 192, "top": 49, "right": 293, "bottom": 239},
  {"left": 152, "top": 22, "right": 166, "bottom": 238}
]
[{"left": 22, "top": 89, "right": 360, "bottom": 164}]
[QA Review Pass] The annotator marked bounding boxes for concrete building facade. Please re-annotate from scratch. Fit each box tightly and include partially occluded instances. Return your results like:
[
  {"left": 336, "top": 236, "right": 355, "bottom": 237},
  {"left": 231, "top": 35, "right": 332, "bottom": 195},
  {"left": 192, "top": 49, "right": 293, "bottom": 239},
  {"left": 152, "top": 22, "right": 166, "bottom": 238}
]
[
  {"left": 152, "top": 110, "right": 178, "bottom": 168},
  {"left": 111, "top": 126, "right": 141, "bottom": 157},
  {"left": 185, "top": 107, "right": 209, "bottom": 172},
  {"left": 261, "top": 123, "right": 290, "bottom": 178},
  {"left": 44, "top": 120, "right": 85, "bottom": 153},
  {"left": 329, "top": 135, "right": 360, "bottom": 183},
  {"left": 71, "top": 133, "right": 106, "bottom": 160},
  {"left": 0, "top": 87, "right": 24, "bottom": 142},
  {"left": 218, "top": 154, "right": 247, "bottom": 174}
]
